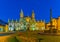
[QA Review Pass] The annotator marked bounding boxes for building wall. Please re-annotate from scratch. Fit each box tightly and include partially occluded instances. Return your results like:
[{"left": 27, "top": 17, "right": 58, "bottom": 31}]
[
  {"left": 52, "top": 19, "right": 57, "bottom": 29},
  {"left": 0, "top": 25, "right": 4, "bottom": 32},
  {"left": 57, "top": 17, "right": 60, "bottom": 30},
  {"left": 5, "top": 24, "right": 8, "bottom": 32},
  {"left": 36, "top": 21, "right": 45, "bottom": 30}
]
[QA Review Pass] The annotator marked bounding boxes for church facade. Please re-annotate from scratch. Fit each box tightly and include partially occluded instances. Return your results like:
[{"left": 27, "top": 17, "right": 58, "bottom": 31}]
[{"left": 8, "top": 9, "right": 45, "bottom": 32}]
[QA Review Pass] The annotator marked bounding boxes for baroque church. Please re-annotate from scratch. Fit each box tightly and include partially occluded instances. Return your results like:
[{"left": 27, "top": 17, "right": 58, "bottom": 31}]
[{"left": 8, "top": 9, "right": 45, "bottom": 32}]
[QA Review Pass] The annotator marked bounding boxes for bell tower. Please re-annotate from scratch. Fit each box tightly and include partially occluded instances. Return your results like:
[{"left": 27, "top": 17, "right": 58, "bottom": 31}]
[
  {"left": 32, "top": 10, "right": 35, "bottom": 19},
  {"left": 31, "top": 10, "right": 36, "bottom": 23},
  {"left": 20, "top": 9, "right": 24, "bottom": 18}
]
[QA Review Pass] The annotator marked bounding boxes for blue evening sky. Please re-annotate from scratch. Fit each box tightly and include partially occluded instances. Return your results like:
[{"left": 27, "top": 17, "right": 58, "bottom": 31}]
[{"left": 0, "top": 0, "right": 59, "bottom": 23}]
